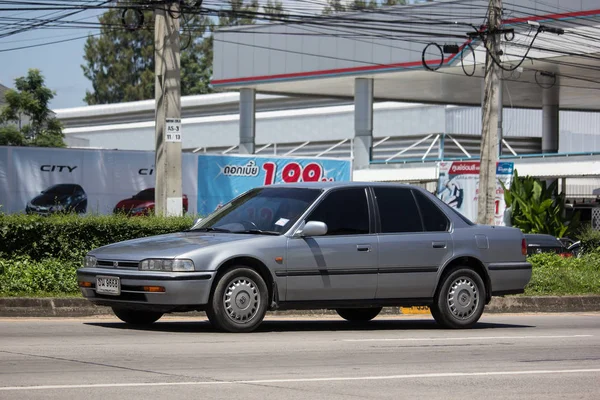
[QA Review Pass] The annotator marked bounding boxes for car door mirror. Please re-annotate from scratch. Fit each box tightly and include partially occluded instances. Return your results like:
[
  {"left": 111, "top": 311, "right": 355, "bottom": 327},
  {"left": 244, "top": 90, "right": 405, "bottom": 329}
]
[
  {"left": 299, "top": 221, "right": 328, "bottom": 237},
  {"left": 192, "top": 217, "right": 202, "bottom": 228}
]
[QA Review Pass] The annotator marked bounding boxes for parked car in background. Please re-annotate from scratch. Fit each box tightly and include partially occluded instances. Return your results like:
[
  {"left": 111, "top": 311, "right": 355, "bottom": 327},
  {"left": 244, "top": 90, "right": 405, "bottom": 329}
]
[
  {"left": 26, "top": 184, "right": 87, "bottom": 215},
  {"left": 113, "top": 188, "right": 188, "bottom": 216},
  {"left": 523, "top": 233, "right": 573, "bottom": 257},
  {"left": 78, "top": 182, "right": 532, "bottom": 333}
]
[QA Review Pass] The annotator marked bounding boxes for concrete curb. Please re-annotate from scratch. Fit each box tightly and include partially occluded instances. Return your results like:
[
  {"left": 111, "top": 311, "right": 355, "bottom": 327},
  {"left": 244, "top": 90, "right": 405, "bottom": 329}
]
[{"left": 1, "top": 296, "right": 600, "bottom": 317}]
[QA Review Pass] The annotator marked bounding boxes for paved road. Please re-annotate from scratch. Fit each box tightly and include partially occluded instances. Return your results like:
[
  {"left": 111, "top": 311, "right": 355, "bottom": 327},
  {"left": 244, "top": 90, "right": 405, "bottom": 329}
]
[{"left": 1, "top": 313, "right": 599, "bottom": 399}]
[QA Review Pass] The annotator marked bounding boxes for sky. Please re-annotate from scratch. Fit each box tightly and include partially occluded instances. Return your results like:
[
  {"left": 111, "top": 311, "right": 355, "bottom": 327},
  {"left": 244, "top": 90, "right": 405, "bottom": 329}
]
[{"left": 0, "top": 1, "right": 421, "bottom": 111}]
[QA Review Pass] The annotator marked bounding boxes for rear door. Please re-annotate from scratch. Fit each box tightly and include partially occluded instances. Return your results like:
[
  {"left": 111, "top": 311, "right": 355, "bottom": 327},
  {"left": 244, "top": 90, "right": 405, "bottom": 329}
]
[{"left": 374, "top": 187, "right": 453, "bottom": 299}]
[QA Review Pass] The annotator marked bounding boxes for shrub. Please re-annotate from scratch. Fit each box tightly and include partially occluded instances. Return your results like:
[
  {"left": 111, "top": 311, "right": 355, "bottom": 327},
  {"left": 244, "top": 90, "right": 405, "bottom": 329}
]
[
  {"left": 502, "top": 170, "right": 579, "bottom": 237},
  {"left": 0, "top": 213, "right": 195, "bottom": 261},
  {"left": 577, "top": 226, "right": 600, "bottom": 255},
  {"left": 0, "top": 257, "right": 80, "bottom": 296},
  {"left": 525, "top": 252, "right": 600, "bottom": 295}
]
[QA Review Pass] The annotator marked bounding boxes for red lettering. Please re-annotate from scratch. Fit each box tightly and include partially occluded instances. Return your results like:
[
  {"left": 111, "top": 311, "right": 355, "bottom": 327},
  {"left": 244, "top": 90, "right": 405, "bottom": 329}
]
[
  {"left": 302, "top": 163, "right": 322, "bottom": 182},
  {"left": 262, "top": 162, "right": 276, "bottom": 185}
]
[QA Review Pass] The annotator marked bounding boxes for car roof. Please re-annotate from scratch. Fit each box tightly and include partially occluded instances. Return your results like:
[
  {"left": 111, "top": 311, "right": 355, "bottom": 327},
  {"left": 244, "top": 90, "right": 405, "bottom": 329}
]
[
  {"left": 258, "top": 181, "right": 415, "bottom": 190},
  {"left": 524, "top": 234, "right": 563, "bottom": 246}
]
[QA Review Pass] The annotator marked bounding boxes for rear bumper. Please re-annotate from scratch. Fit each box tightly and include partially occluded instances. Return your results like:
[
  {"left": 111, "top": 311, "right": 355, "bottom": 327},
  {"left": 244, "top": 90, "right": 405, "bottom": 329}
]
[
  {"left": 488, "top": 262, "right": 532, "bottom": 296},
  {"left": 76, "top": 268, "right": 216, "bottom": 312}
]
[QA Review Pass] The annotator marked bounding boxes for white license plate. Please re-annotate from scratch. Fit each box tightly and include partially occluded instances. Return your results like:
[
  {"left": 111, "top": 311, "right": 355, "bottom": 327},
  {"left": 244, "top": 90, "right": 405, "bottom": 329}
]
[{"left": 96, "top": 276, "right": 121, "bottom": 295}]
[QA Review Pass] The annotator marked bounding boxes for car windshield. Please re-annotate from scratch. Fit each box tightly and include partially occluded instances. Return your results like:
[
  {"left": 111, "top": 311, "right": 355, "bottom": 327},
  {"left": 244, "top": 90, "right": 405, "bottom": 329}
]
[
  {"left": 45, "top": 185, "right": 76, "bottom": 195},
  {"left": 134, "top": 189, "right": 155, "bottom": 200},
  {"left": 192, "top": 187, "right": 321, "bottom": 234}
]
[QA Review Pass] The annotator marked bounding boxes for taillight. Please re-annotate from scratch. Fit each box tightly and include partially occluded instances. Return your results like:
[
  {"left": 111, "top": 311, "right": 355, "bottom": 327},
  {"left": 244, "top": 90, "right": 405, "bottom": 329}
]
[
  {"left": 559, "top": 252, "right": 573, "bottom": 258},
  {"left": 522, "top": 238, "right": 527, "bottom": 256}
]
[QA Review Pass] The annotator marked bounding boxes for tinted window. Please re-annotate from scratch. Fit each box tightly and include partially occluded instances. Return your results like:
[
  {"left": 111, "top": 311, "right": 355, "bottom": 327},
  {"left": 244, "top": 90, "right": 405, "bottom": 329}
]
[
  {"left": 307, "top": 188, "right": 369, "bottom": 235},
  {"left": 373, "top": 187, "right": 423, "bottom": 233},
  {"left": 414, "top": 191, "right": 450, "bottom": 231},
  {"left": 46, "top": 185, "right": 76, "bottom": 195},
  {"left": 135, "top": 189, "right": 155, "bottom": 201}
]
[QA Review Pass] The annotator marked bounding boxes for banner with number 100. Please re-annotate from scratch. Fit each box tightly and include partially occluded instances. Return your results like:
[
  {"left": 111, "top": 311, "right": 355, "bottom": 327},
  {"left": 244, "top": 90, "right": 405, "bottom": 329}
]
[{"left": 196, "top": 154, "right": 352, "bottom": 215}]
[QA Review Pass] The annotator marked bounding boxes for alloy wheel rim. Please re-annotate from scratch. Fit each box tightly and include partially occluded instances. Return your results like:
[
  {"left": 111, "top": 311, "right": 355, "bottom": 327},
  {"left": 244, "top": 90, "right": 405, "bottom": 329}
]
[
  {"left": 447, "top": 277, "right": 478, "bottom": 320},
  {"left": 223, "top": 277, "right": 260, "bottom": 323}
]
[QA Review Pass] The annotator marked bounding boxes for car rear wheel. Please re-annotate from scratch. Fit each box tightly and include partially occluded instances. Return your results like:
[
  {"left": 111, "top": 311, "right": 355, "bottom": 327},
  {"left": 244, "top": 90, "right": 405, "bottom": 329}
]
[
  {"left": 112, "top": 307, "right": 163, "bottom": 325},
  {"left": 431, "top": 267, "right": 486, "bottom": 329},
  {"left": 206, "top": 267, "right": 268, "bottom": 333},
  {"left": 336, "top": 307, "right": 382, "bottom": 322}
]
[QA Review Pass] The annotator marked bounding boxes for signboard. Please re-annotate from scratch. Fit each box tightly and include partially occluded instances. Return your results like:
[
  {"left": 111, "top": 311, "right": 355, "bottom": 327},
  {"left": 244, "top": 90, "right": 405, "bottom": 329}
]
[
  {"left": 436, "top": 161, "right": 514, "bottom": 226},
  {"left": 165, "top": 118, "right": 182, "bottom": 142},
  {"left": 196, "top": 154, "right": 352, "bottom": 215},
  {"left": 0, "top": 146, "right": 198, "bottom": 215}
]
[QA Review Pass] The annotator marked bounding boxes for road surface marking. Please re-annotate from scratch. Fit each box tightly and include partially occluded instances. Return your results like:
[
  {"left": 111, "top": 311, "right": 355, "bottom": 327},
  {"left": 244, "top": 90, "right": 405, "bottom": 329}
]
[
  {"left": 2, "top": 368, "right": 600, "bottom": 391},
  {"left": 343, "top": 334, "right": 593, "bottom": 342}
]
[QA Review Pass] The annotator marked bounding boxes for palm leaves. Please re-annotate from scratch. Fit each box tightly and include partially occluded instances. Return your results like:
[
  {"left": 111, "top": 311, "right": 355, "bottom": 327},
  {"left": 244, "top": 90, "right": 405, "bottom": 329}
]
[{"left": 501, "top": 170, "right": 579, "bottom": 237}]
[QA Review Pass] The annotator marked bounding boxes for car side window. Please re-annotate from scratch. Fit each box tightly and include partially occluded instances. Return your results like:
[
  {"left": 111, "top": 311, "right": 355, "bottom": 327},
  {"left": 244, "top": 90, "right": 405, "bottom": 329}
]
[
  {"left": 413, "top": 191, "right": 450, "bottom": 232},
  {"left": 373, "top": 187, "right": 423, "bottom": 233},
  {"left": 307, "top": 188, "right": 369, "bottom": 235}
]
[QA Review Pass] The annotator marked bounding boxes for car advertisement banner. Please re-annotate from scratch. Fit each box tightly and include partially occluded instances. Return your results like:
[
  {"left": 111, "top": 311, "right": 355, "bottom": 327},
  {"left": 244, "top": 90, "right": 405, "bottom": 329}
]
[
  {"left": 196, "top": 154, "right": 352, "bottom": 215},
  {"left": 0, "top": 146, "right": 198, "bottom": 215},
  {"left": 436, "top": 161, "right": 514, "bottom": 226}
]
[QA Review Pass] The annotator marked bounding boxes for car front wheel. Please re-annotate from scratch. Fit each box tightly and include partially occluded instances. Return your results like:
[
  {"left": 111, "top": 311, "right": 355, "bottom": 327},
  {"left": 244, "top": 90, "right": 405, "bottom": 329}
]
[
  {"left": 336, "top": 307, "right": 382, "bottom": 322},
  {"left": 112, "top": 307, "right": 163, "bottom": 325},
  {"left": 431, "top": 267, "right": 486, "bottom": 329},
  {"left": 206, "top": 267, "right": 268, "bottom": 333}
]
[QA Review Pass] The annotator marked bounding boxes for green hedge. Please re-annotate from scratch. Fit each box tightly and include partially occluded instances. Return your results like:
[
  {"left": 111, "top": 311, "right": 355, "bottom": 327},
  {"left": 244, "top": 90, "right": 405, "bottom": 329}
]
[
  {"left": 0, "top": 257, "right": 79, "bottom": 296},
  {"left": 0, "top": 213, "right": 195, "bottom": 260},
  {"left": 525, "top": 252, "right": 600, "bottom": 295}
]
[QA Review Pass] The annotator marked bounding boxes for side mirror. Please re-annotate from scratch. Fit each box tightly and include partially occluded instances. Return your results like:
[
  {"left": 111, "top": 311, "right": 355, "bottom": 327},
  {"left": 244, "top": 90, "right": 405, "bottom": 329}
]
[
  {"left": 298, "top": 221, "right": 328, "bottom": 237},
  {"left": 192, "top": 217, "right": 203, "bottom": 228}
]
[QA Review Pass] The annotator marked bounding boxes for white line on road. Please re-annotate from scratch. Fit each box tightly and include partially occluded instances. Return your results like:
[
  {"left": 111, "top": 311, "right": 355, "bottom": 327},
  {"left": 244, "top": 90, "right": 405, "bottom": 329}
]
[
  {"left": 2, "top": 369, "right": 600, "bottom": 391},
  {"left": 343, "top": 335, "right": 593, "bottom": 342}
]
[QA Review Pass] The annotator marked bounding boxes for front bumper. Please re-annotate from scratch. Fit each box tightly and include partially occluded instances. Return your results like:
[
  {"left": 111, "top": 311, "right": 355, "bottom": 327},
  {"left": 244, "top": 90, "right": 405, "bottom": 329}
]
[{"left": 76, "top": 267, "right": 216, "bottom": 312}]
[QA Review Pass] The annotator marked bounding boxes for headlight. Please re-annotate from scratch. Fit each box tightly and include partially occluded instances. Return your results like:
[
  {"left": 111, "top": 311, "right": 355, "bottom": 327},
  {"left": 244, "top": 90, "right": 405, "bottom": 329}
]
[
  {"left": 131, "top": 206, "right": 148, "bottom": 214},
  {"left": 139, "top": 259, "right": 194, "bottom": 272},
  {"left": 83, "top": 255, "right": 97, "bottom": 268}
]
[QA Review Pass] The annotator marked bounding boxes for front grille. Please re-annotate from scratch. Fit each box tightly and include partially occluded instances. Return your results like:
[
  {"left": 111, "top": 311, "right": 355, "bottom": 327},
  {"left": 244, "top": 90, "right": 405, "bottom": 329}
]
[{"left": 96, "top": 260, "right": 139, "bottom": 270}]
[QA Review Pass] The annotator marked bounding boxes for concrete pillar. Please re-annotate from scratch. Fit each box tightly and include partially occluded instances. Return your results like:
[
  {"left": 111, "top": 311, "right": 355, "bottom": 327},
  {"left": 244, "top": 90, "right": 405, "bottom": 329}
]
[
  {"left": 542, "top": 86, "right": 559, "bottom": 153},
  {"left": 239, "top": 88, "right": 256, "bottom": 154},
  {"left": 354, "top": 78, "right": 374, "bottom": 169}
]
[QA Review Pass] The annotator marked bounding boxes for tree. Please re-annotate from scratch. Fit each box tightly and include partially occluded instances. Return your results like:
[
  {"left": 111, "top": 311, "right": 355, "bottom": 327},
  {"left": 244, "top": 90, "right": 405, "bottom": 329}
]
[
  {"left": 0, "top": 69, "right": 64, "bottom": 147},
  {"left": 501, "top": 170, "right": 580, "bottom": 238},
  {"left": 82, "top": 1, "right": 264, "bottom": 105},
  {"left": 82, "top": 6, "right": 213, "bottom": 105},
  {"left": 263, "top": 0, "right": 288, "bottom": 21},
  {"left": 323, "top": 0, "right": 406, "bottom": 14}
]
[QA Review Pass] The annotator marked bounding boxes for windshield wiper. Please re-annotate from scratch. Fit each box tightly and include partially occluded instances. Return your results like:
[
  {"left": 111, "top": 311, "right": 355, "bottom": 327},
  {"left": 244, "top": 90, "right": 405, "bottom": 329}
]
[
  {"left": 237, "top": 229, "right": 280, "bottom": 236},
  {"left": 189, "top": 227, "right": 232, "bottom": 233}
]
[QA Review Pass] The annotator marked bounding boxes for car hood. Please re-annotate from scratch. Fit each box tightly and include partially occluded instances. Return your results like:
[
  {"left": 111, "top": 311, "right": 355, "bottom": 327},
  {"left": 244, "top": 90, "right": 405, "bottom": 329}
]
[
  {"left": 88, "top": 231, "right": 258, "bottom": 260},
  {"left": 30, "top": 193, "right": 71, "bottom": 206}
]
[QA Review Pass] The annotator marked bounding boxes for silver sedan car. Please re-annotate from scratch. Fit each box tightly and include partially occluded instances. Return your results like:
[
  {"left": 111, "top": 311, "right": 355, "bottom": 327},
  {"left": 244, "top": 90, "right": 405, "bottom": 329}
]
[{"left": 77, "top": 182, "right": 532, "bottom": 332}]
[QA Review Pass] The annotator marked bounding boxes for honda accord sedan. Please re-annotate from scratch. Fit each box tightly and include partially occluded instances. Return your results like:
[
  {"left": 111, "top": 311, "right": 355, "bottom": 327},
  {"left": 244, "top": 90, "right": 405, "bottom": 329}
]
[{"left": 77, "top": 182, "right": 532, "bottom": 333}]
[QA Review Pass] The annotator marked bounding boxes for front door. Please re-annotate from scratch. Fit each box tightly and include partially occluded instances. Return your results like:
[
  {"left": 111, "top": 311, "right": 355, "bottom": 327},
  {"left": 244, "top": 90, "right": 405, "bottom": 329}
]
[{"left": 285, "top": 187, "right": 378, "bottom": 301}]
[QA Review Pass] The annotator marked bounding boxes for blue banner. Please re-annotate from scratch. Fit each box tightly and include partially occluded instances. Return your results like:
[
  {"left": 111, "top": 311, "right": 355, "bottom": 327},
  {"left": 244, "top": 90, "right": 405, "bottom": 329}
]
[{"left": 197, "top": 154, "right": 352, "bottom": 215}]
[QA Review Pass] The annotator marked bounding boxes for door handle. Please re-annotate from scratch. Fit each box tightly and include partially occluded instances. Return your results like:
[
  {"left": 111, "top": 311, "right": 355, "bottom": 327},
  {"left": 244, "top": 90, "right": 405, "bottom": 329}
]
[
  {"left": 432, "top": 241, "right": 447, "bottom": 249},
  {"left": 357, "top": 245, "right": 372, "bottom": 252}
]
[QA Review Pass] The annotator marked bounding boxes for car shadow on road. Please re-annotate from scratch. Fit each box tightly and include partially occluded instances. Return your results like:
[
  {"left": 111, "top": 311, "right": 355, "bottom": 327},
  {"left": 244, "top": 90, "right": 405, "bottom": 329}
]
[{"left": 85, "top": 317, "right": 534, "bottom": 333}]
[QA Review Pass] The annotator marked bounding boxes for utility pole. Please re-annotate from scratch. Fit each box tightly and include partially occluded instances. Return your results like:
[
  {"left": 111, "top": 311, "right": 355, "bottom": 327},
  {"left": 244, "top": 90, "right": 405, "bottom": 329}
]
[
  {"left": 477, "top": 0, "right": 502, "bottom": 225},
  {"left": 154, "top": 1, "right": 183, "bottom": 216}
]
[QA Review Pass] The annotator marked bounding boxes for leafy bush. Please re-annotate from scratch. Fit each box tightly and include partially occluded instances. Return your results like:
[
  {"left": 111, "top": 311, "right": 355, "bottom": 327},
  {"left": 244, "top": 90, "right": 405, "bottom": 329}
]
[
  {"left": 0, "top": 257, "right": 80, "bottom": 296},
  {"left": 0, "top": 213, "right": 195, "bottom": 261},
  {"left": 577, "top": 226, "right": 600, "bottom": 255},
  {"left": 525, "top": 252, "right": 600, "bottom": 295},
  {"left": 502, "top": 170, "right": 579, "bottom": 237}
]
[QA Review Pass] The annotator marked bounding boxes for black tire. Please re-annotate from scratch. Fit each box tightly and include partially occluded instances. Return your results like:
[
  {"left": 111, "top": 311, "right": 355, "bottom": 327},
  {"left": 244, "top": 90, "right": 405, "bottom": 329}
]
[
  {"left": 112, "top": 307, "right": 163, "bottom": 325},
  {"left": 206, "top": 267, "right": 268, "bottom": 333},
  {"left": 336, "top": 307, "right": 382, "bottom": 322},
  {"left": 431, "top": 267, "right": 486, "bottom": 329}
]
